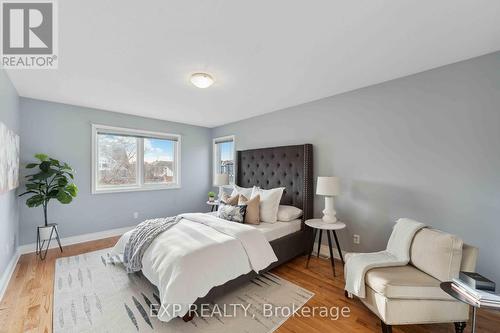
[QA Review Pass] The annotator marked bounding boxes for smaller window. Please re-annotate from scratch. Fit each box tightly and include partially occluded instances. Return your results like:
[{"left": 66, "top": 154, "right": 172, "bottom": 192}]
[
  {"left": 213, "top": 135, "right": 235, "bottom": 185},
  {"left": 92, "top": 124, "right": 181, "bottom": 194}
]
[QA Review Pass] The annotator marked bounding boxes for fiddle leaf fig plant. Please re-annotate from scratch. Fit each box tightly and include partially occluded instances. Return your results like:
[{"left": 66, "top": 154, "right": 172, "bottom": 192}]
[{"left": 19, "top": 154, "right": 78, "bottom": 226}]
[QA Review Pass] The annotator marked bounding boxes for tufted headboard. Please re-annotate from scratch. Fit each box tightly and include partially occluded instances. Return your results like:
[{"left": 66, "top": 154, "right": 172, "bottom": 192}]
[{"left": 236, "top": 144, "right": 313, "bottom": 223}]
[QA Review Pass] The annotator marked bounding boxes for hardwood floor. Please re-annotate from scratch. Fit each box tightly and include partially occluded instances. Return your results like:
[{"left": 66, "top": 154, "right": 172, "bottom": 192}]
[{"left": 0, "top": 238, "right": 498, "bottom": 333}]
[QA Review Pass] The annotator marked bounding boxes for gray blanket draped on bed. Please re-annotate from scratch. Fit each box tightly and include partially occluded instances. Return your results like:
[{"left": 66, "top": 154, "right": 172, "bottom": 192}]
[{"left": 123, "top": 216, "right": 181, "bottom": 273}]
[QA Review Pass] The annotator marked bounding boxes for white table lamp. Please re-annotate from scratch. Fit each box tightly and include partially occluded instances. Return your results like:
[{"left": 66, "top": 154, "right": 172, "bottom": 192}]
[
  {"left": 316, "top": 176, "right": 340, "bottom": 223},
  {"left": 214, "top": 173, "right": 229, "bottom": 200}
]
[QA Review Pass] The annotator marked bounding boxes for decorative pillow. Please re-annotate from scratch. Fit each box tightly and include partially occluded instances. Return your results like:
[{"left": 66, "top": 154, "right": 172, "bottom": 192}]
[
  {"left": 217, "top": 203, "right": 246, "bottom": 223},
  {"left": 251, "top": 186, "right": 284, "bottom": 223},
  {"left": 277, "top": 205, "right": 303, "bottom": 222},
  {"left": 238, "top": 194, "right": 260, "bottom": 225},
  {"left": 220, "top": 193, "right": 239, "bottom": 206},
  {"left": 231, "top": 185, "right": 253, "bottom": 199}
]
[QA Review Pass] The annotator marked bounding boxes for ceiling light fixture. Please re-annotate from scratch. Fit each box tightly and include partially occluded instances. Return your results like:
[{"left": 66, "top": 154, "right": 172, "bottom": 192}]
[{"left": 190, "top": 72, "right": 215, "bottom": 88}]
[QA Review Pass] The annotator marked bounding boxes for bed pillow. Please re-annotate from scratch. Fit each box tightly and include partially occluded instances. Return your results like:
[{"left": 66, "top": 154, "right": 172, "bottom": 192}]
[
  {"left": 238, "top": 194, "right": 260, "bottom": 225},
  {"left": 217, "top": 203, "right": 246, "bottom": 223},
  {"left": 251, "top": 186, "right": 284, "bottom": 223},
  {"left": 231, "top": 185, "right": 253, "bottom": 199},
  {"left": 277, "top": 205, "right": 303, "bottom": 222},
  {"left": 220, "top": 193, "right": 239, "bottom": 205}
]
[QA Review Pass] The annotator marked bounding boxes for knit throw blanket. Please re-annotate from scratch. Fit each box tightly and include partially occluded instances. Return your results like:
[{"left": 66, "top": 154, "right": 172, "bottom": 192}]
[
  {"left": 123, "top": 216, "right": 181, "bottom": 273},
  {"left": 344, "top": 218, "right": 426, "bottom": 298}
]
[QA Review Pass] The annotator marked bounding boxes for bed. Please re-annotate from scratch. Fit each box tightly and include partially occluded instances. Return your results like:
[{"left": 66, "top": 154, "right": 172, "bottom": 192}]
[
  {"left": 113, "top": 144, "right": 313, "bottom": 321},
  {"left": 198, "top": 145, "right": 314, "bottom": 283}
]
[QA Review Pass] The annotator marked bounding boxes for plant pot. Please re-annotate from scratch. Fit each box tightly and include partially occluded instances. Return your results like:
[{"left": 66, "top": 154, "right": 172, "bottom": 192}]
[
  {"left": 38, "top": 225, "right": 55, "bottom": 241},
  {"left": 208, "top": 197, "right": 215, "bottom": 202}
]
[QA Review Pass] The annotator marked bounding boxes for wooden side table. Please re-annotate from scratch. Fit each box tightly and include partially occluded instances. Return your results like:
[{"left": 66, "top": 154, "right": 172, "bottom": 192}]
[
  {"left": 206, "top": 200, "right": 219, "bottom": 212},
  {"left": 305, "top": 219, "right": 346, "bottom": 277}
]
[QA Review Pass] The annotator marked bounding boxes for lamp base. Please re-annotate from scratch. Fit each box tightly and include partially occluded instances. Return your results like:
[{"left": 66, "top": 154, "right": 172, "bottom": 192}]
[
  {"left": 322, "top": 214, "right": 338, "bottom": 223},
  {"left": 217, "top": 186, "right": 225, "bottom": 201},
  {"left": 322, "top": 196, "right": 338, "bottom": 223}
]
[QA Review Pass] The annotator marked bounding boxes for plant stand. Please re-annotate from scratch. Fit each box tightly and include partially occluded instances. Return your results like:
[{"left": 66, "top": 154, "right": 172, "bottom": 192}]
[{"left": 36, "top": 223, "right": 63, "bottom": 260}]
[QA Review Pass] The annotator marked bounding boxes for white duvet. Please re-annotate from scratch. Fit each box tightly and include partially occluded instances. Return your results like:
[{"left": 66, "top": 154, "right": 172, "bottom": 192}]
[{"left": 112, "top": 213, "right": 278, "bottom": 322}]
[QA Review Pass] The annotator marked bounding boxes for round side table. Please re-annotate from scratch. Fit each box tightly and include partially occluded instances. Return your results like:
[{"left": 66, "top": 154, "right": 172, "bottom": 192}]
[
  {"left": 206, "top": 200, "right": 219, "bottom": 212},
  {"left": 305, "top": 219, "right": 346, "bottom": 277},
  {"left": 440, "top": 281, "right": 500, "bottom": 333}
]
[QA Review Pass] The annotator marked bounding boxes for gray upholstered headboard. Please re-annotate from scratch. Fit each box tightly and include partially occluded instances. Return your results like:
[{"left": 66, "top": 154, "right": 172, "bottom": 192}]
[{"left": 236, "top": 144, "right": 313, "bottom": 222}]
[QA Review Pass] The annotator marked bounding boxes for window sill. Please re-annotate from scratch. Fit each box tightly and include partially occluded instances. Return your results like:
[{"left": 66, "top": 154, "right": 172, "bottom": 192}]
[{"left": 92, "top": 184, "right": 181, "bottom": 195}]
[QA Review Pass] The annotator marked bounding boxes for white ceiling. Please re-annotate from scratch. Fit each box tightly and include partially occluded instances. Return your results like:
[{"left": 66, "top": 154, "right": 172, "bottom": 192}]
[{"left": 7, "top": 0, "right": 500, "bottom": 128}]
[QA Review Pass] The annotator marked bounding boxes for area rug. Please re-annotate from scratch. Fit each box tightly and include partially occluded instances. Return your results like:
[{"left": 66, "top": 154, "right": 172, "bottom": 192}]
[{"left": 53, "top": 249, "right": 314, "bottom": 332}]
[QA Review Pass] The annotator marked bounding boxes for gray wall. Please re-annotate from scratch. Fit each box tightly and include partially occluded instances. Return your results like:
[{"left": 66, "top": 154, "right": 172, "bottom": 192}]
[
  {"left": 212, "top": 52, "right": 500, "bottom": 283},
  {"left": 0, "top": 70, "right": 20, "bottom": 278},
  {"left": 19, "top": 98, "right": 212, "bottom": 245}
]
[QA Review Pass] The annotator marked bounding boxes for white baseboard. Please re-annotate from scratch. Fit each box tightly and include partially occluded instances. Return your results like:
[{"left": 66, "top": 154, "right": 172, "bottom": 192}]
[
  {"left": 2, "top": 228, "right": 336, "bottom": 301},
  {"left": 1, "top": 225, "right": 133, "bottom": 302},
  {"left": 0, "top": 249, "right": 21, "bottom": 302},
  {"left": 18, "top": 225, "right": 135, "bottom": 254},
  {"left": 311, "top": 242, "right": 345, "bottom": 261},
  {"left": 1, "top": 225, "right": 134, "bottom": 302}
]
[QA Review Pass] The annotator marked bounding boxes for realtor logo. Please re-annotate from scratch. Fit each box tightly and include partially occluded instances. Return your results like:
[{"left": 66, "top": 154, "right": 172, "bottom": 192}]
[{"left": 1, "top": 0, "right": 58, "bottom": 68}]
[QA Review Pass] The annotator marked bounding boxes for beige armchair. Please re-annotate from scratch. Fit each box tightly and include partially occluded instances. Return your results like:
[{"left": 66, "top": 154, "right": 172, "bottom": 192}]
[{"left": 345, "top": 228, "right": 478, "bottom": 333}]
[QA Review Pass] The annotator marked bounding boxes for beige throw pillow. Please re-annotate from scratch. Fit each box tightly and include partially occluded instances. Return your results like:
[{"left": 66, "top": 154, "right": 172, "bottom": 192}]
[
  {"left": 239, "top": 194, "right": 260, "bottom": 225},
  {"left": 221, "top": 193, "right": 239, "bottom": 206}
]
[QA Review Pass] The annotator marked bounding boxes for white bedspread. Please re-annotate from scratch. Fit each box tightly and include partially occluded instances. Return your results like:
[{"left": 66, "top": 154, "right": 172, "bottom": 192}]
[
  {"left": 344, "top": 218, "right": 426, "bottom": 298},
  {"left": 112, "top": 213, "right": 278, "bottom": 322}
]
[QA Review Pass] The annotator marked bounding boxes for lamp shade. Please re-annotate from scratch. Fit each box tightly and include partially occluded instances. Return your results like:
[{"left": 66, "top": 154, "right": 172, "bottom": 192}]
[
  {"left": 316, "top": 176, "right": 340, "bottom": 196},
  {"left": 214, "top": 173, "right": 229, "bottom": 186}
]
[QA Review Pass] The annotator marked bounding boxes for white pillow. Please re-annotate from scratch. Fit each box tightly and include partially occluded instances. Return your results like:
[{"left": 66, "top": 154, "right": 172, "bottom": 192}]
[
  {"left": 231, "top": 185, "right": 253, "bottom": 198},
  {"left": 251, "top": 186, "right": 284, "bottom": 223},
  {"left": 277, "top": 205, "right": 303, "bottom": 222}
]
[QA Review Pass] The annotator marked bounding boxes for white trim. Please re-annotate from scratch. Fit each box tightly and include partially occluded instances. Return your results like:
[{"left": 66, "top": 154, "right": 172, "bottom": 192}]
[
  {"left": 0, "top": 250, "right": 21, "bottom": 302},
  {"left": 91, "top": 124, "right": 181, "bottom": 194},
  {"left": 92, "top": 124, "right": 181, "bottom": 141},
  {"left": 1, "top": 225, "right": 135, "bottom": 301},
  {"left": 212, "top": 135, "right": 236, "bottom": 186},
  {"left": 17, "top": 225, "right": 135, "bottom": 254},
  {"left": 1, "top": 233, "right": 335, "bottom": 302}
]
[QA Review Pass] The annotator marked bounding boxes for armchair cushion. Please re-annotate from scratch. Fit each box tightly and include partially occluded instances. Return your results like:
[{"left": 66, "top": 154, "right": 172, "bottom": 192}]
[
  {"left": 365, "top": 265, "right": 454, "bottom": 300},
  {"left": 410, "top": 228, "right": 463, "bottom": 281}
]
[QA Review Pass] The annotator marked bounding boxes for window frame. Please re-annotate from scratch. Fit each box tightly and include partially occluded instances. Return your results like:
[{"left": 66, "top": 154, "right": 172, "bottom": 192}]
[
  {"left": 212, "top": 135, "right": 236, "bottom": 186},
  {"left": 91, "top": 124, "right": 181, "bottom": 194}
]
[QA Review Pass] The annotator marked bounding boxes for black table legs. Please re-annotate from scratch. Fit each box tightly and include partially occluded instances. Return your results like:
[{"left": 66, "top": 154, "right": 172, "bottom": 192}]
[
  {"left": 306, "top": 228, "right": 344, "bottom": 277},
  {"left": 327, "top": 231, "right": 336, "bottom": 276},
  {"left": 317, "top": 230, "right": 322, "bottom": 258},
  {"left": 332, "top": 229, "right": 344, "bottom": 264},
  {"left": 306, "top": 229, "right": 317, "bottom": 268}
]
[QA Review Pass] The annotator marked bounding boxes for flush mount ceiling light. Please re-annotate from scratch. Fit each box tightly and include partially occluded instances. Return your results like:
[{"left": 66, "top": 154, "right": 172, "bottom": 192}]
[{"left": 190, "top": 72, "right": 215, "bottom": 88}]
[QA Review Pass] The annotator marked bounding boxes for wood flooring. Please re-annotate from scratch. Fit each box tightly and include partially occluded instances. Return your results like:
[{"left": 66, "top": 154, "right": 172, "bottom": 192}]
[{"left": 0, "top": 237, "right": 498, "bottom": 333}]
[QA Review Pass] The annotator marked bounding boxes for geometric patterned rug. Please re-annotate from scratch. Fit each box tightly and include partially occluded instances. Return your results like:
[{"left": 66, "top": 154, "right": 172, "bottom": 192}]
[{"left": 53, "top": 248, "right": 314, "bottom": 333}]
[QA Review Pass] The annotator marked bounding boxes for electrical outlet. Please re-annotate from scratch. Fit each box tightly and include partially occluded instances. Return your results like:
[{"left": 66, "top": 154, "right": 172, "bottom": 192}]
[
  {"left": 353, "top": 234, "right": 360, "bottom": 244},
  {"left": 133, "top": 212, "right": 139, "bottom": 219}
]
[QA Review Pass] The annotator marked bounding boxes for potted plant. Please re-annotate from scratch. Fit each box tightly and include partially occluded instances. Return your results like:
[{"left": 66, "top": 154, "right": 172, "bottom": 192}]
[
  {"left": 19, "top": 154, "right": 78, "bottom": 242},
  {"left": 208, "top": 191, "right": 216, "bottom": 202}
]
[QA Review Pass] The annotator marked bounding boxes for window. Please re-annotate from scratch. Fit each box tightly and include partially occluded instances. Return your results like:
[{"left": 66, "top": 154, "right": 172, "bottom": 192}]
[
  {"left": 92, "top": 124, "right": 180, "bottom": 193},
  {"left": 213, "top": 135, "right": 235, "bottom": 185}
]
